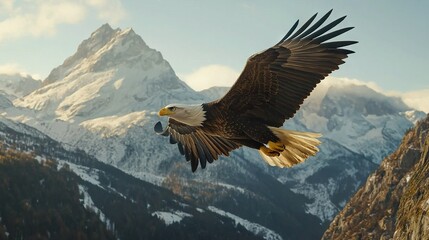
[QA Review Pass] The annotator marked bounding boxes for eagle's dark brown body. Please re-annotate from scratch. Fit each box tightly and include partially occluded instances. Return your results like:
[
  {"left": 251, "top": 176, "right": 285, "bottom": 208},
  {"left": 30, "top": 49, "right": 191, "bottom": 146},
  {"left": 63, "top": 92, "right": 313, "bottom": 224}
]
[
  {"left": 201, "top": 102, "right": 278, "bottom": 150},
  {"left": 156, "top": 10, "right": 357, "bottom": 172}
]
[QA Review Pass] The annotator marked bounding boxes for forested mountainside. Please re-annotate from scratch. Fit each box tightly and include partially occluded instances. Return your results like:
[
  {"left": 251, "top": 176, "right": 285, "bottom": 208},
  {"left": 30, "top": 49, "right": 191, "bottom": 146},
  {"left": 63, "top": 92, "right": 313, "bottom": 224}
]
[
  {"left": 0, "top": 148, "right": 116, "bottom": 240},
  {"left": 0, "top": 118, "right": 266, "bottom": 240}
]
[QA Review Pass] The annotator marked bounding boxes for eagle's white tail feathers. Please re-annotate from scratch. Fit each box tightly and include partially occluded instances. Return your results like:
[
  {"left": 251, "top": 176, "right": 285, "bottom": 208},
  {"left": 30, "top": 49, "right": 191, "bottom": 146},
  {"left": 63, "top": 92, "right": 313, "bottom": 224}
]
[{"left": 258, "top": 127, "right": 322, "bottom": 168}]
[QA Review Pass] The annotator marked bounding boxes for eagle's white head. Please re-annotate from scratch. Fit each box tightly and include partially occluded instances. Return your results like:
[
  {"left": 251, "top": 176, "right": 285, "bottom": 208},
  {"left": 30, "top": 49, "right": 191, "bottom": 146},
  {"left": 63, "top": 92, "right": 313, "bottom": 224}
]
[{"left": 158, "top": 104, "right": 206, "bottom": 127}]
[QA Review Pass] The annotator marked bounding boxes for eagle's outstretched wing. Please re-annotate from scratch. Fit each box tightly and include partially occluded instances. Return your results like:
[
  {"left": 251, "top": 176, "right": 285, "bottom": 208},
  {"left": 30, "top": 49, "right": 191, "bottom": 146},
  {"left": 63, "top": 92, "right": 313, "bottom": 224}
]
[
  {"left": 154, "top": 120, "right": 241, "bottom": 172},
  {"left": 217, "top": 10, "right": 357, "bottom": 127}
]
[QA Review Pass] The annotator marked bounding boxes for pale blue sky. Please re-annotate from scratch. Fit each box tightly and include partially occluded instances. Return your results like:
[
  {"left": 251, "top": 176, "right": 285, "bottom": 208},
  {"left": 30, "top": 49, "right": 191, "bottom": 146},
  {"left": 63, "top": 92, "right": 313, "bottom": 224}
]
[{"left": 0, "top": 0, "right": 428, "bottom": 92}]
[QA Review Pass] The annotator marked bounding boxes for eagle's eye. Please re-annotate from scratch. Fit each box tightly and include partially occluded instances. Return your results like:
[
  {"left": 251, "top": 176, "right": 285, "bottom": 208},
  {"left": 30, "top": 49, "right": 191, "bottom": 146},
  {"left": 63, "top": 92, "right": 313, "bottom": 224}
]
[{"left": 167, "top": 106, "right": 177, "bottom": 111}]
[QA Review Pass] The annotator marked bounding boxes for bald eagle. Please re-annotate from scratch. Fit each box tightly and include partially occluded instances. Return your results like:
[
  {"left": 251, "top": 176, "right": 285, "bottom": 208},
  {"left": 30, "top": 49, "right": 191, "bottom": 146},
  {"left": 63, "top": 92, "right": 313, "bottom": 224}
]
[{"left": 155, "top": 10, "right": 357, "bottom": 172}]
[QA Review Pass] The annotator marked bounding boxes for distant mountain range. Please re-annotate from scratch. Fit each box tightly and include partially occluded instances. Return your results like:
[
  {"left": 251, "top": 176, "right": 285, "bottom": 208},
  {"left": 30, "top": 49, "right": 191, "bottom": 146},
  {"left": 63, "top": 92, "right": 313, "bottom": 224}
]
[{"left": 0, "top": 23, "right": 426, "bottom": 239}]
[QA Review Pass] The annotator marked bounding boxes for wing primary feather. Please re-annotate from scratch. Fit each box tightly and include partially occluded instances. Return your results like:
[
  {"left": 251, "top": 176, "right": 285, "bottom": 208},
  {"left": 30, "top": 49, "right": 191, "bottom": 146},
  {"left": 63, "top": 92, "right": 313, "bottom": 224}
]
[
  {"left": 209, "top": 136, "right": 230, "bottom": 156},
  {"left": 287, "top": 13, "right": 318, "bottom": 40},
  {"left": 194, "top": 140, "right": 207, "bottom": 169},
  {"left": 187, "top": 136, "right": 198, "bottom": 172},
  {"left": 178, "top": 134, "right": 186, "bottom": 146},
  {"left": 321, "top": 41, "right": 358, "bottom": 48},
  {"left": 154, "top": 121, "right": 169, "bottom": 136},
  {"left": 200, "top": 144, "right": 213, "bottom": 164},
  {"left": 197, "top": 133, "right": 218, "bottom": 161},
  {"left": 203, "top": 136, "right": 223, "bottom": 160},
  {"left": 196, "top": 136, "right": 216, "bottom": 161},
  {"left": 184, "top": 145, "right": 191, "bottom": 162},
  {"left": 303, "top": 15, "right": 346, "bottom": 40},
  {"left": 333, "top": 49, "right": 355, "bottom": 55},
  {"left": 276, "top": 19, "right": 299, "bottom": 45},
  {"left": 187, "top": 136, "right": 200, "bottom": 161},
  {"left": 190, "top": 133, "right": 206, "bottom": 163},
  {"left": 313, "top": 27, "right": 354, "bottom": 43},
  {"left": 169, "top": 135, "right": 177, "bottom": 144},
  {"left": 206, "top": 137, "right": 224, "bottom": 155},
  {"left": 154, "top": 121, "right": 163, "bottom": 133},
  {"left": 195, "top": 132, "right": 215, "bottom": 163},
  {"left": 190, "top": 153, "right": 199, "bottom": 172},
  {"left": 297, "top": 9, "right": 332, "bottom": 39},
  {"left": 177, "top": 142, "right": 185, "bottom": 155},
  {"left": 206, "top": 136, "right": 224, "bottom": 156}
]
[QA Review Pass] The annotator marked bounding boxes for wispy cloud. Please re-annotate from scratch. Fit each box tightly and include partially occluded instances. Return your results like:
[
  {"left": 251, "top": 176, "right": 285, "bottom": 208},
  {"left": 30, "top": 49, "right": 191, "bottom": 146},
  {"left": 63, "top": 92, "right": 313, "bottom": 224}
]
[
  {"left": 0, "top": 1, "right": 86, "bottom": 42},
  {"left": 179, "top": 64, "right": 240, "bottom": 91},
  {"left": 0, "top": 63, "right": 24, "bottom": 74},
  {"left": 318, "top": 77, "right": 384, "bottom": 93},
  {"left": 0, "top": 0, "right": 126, "bottom": 43},
  {"left": 0, "top": 63, "right": 42, "bottom": 79},
  {"left": 0, "top": 0, "right": 14, "bottom": 13},
  {"left": 399, "top": 90, "right": 429, "bottom": 113}
]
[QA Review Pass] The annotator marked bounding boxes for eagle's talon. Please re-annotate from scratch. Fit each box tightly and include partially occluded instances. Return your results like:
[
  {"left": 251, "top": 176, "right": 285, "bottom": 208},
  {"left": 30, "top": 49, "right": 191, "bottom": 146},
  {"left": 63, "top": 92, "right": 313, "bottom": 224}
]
[
  {"left": 268, "top": 141, "right": 285, "bottom": 152},
  {"left": 260, "top": 146, "right": 280, "bottom": 157}
]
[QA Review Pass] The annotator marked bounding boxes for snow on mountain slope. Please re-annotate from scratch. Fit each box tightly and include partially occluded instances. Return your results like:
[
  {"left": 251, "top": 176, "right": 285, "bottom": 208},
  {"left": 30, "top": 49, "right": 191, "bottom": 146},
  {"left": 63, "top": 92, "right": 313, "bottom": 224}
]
[
  {"left": 152, "top": 211, "right": 192, "bottom": 226},
  {"left": 208, "top": 206, "right": 283, "bottom": 240},
  {"left": 0, "top": 73, "right": 41, "bottom": 100},
  {"left": 80, "top": 111, "right": 150, "bottom": 137},
  {"left": 43, "top": 23, "right": 123, "bottom": 86}
]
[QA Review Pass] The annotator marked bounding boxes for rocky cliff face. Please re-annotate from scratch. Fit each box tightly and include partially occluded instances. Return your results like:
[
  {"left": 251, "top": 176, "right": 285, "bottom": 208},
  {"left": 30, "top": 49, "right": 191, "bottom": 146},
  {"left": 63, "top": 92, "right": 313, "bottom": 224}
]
[
  {"left": 323, "top": 114, "right": 429, "bottom": 240},
  {"left": 395, "top": 135, "right": 429, "bottom": 240}
]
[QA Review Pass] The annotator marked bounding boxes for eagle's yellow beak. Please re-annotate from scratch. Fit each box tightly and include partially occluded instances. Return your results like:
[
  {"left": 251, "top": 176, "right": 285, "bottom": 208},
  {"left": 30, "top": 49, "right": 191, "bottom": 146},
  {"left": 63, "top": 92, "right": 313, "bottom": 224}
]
[{"left": 158, "top": 108, "right": 173, "bottom": 116}]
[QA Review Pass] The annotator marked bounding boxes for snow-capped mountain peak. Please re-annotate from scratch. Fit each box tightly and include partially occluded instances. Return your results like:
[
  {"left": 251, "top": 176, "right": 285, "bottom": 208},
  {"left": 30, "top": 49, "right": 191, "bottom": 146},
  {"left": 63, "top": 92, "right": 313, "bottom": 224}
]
[
  {"left": 44, "top": 23, "right": 149, "bottom": 86},
  {"left": 44, "top": 24, "right": 116, "bottom": 86},
  {"left": 14, "top": 24, "right": 197, "bottom": 121}
]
